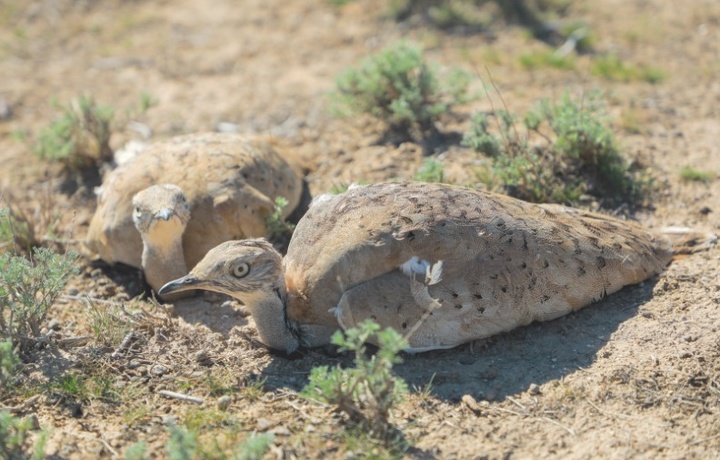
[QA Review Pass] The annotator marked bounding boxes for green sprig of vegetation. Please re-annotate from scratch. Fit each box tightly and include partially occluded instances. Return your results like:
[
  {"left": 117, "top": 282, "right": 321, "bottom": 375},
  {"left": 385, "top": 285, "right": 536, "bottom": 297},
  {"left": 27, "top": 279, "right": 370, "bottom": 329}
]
[
  {"left": 679, "top": 166, "right": 714, "bottom": 184},
  {"left": 264, "top": 196, "right": 295, "bottom": 244},
  {"left": 591, "top": 54, "right": 665, "bottom": 83},
  {"left": 302, "top": 320, "right": 409, "bottom": 447}
]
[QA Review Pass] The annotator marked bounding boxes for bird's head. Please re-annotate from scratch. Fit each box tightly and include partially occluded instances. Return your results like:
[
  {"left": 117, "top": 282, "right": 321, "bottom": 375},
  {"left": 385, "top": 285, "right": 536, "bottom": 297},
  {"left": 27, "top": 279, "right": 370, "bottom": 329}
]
[
  {"left": 159, "top": 239, "right": 300, "bottom": 353},
  {"left": 132, "top": 184, "right": 191, "bottom": 245}
]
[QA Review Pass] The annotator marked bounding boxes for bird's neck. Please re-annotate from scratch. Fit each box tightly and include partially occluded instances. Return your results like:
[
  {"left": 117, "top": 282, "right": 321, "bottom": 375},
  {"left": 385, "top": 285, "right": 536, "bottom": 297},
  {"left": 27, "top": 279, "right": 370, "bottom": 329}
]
[
  {"left": 243, "top": 274, "right": 300, "bottom": 354},
  {"left": 141, "top": 238, "right": 188, "bottom": 300}
]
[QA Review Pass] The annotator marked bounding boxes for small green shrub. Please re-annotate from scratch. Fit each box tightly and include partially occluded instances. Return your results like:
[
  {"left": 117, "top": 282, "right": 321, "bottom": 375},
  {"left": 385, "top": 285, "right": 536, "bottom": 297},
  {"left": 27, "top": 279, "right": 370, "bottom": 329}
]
[
  {"left": 414, "top": 158, "right": 445, "bottom": 183},
  {"left": 332, "top": 41, "right": 468, "bottom": 138},
  {"left": 167, "top": 425, "right": 197, "bottom": 460},
  {"left": 464, "top": 92, "right": 652, "bottom": 207},
  {"left": 124, "top": 441, "right": 148, "bottom": 460},
  {"left": 591, "top": 54, "right": 665, "bottom": 84},
  {"left": 34, "top": 95, "right": 114, "bottom": 171},
  {"left": 0, "top": 411, "right": 47, "bottom": 460},
  {"left": 166, "top": 424, "right": 274, "bottom": 460},
  {"left": 302, "top": 320, "right": 409, "bottom": 445},
  {"left": 0, "top": 247, "right": 79, "bottom": 349},
  {"left": 679, "top": 166, "right": 714, "bottom": 183}
]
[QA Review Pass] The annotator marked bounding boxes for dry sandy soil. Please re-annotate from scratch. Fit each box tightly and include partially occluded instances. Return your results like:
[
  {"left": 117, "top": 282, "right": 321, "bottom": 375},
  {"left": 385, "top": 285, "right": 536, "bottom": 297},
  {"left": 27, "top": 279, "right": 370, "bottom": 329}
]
[{"left": 1, "top": 0, "right": 720, "bottom": 458}]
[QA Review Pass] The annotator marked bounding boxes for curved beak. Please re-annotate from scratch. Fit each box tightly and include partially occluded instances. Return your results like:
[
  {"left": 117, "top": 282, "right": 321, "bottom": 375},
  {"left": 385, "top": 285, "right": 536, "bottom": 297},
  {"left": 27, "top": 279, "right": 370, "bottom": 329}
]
[{"left": 158, "top": 274, "right": 205, "bottom": 297}]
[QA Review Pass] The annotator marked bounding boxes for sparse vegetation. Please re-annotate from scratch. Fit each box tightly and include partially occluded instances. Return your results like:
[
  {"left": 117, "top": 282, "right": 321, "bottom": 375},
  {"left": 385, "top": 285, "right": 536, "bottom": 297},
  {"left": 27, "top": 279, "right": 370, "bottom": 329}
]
[
  {"left": 388, "top": 0, "right": 580, "bottom": 46},
  {"left": 591, "top": 54, "right": 665, "bottom": 83},
  {"left": 166, "top": 424, "right": 274, "bottom": 460},
  {"left": 414, "top": 158, "right": 445, "bottom": 183},
  {"left": 0, "top": 411, "right": 48, "bottom": 460},
  {"left": 518, "top": 49, "right": 575, "bottom": 70},
  {"left": 0, "top": 247, "right": 79, "bottom": 351},
  {"left": 332, "top": 41, "right": 468, "bottom": 139},
  {"left": 679, "top": 166, "right": 714, "bottom": 183},
  {"left": 124, "top": 441, "right": 148, "bottom": 460},
  {"left": 0, "top": 338, "right": 18, "bottom": 390},
  {"left": 34, "top": 95, "right": 115, "bottom": 172},
  {"left": 302, "top": 320, "right": 409, "bottom": 447},
  {"left": 464, "top": 92, "right": 653, "bottom": 207},
  {"left": 264, "top": 196, "right": 295, "bottom": 243}
]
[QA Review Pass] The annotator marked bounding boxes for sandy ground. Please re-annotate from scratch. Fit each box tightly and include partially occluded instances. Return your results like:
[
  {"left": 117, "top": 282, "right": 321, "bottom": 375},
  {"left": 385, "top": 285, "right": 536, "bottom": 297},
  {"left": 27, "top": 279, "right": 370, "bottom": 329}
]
[{"left": 1, "top": 0, "right": 719, "bottom": 458}]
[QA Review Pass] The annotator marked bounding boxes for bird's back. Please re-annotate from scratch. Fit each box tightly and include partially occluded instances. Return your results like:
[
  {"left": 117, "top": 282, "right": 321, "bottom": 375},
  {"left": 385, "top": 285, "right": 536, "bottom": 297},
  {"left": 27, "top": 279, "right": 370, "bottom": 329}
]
[
  {"left": 85, "top": 133, "right": 303, "bottom": 268},
  {"left": 283, "top": 182, "right": 675, "bottom": 347}
]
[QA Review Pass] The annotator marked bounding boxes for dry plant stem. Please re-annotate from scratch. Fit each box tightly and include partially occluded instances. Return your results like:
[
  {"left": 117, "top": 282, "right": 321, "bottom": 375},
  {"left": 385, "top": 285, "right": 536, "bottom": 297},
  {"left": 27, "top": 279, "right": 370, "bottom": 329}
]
[
  {"left": 158, "top": 390, "right": 204, "bottom": 404},
  {"left": 585, "top": 398, "right": 673, "bottom": 427},
  {"left": 539, "top": 416, "right": 576, "bottom": 436},
  {"left": 111, "top": 331, "right": 136, "bottom": 358},
  {"left": 0, "top": 394, "right": 42, "bottom": 413}
]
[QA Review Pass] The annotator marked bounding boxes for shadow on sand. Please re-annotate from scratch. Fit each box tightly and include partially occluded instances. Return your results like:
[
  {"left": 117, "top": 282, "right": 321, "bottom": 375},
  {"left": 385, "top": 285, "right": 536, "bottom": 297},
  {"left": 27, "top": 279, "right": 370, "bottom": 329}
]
[{"left": 254, "top": 279, "right": 656, "bottom": 402}]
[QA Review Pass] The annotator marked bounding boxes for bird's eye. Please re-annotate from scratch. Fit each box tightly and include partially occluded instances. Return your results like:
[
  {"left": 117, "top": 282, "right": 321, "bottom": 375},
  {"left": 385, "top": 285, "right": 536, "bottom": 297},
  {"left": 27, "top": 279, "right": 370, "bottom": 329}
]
[
  {"left": 232, "top": 262, "right": 250, "bottom": 278},
  {"left": 133, "top": 206, "right": 141, "bottom": 215}
]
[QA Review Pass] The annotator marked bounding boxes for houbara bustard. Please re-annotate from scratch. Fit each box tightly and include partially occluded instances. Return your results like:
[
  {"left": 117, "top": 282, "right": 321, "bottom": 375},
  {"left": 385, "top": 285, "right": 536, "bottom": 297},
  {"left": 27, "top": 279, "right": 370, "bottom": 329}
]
[
  {"left": 84, "top": 132, "right": 304, "bottom": 297},
  {"left": 159, "top": 182, "right": 715, "bottom": 353}
]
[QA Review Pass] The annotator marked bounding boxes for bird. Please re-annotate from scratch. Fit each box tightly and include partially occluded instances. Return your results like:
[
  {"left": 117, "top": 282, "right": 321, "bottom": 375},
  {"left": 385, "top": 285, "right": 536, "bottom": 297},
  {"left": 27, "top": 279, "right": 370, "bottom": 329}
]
[
  {"left": 131, "top": 183, "right": 192, "bottom": 300},
  {"left": 84, "top": 132, "right": 305, "bottom": 274},
  {"left": 158, "top": 182, "right": 716, "bottom": 354}
]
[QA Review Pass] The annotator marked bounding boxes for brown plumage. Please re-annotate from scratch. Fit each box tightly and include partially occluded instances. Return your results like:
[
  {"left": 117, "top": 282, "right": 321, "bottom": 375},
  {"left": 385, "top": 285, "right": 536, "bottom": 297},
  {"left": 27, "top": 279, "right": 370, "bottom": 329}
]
[
  {"left": 159, "top": 182, "right": 715, "bottom": 353},
  {"left": 84, "top": 132, "right": 303, "bottom": 270}
]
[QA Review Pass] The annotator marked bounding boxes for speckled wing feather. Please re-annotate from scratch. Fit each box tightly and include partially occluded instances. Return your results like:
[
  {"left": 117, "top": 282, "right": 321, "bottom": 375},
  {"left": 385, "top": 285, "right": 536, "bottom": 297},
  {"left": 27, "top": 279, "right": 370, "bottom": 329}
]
[
  {"left": 85, "top": 133, "right": 303, "bottom": 268},
  {"left": 284, "top": 182, "right": 675, "bottom": 349}
]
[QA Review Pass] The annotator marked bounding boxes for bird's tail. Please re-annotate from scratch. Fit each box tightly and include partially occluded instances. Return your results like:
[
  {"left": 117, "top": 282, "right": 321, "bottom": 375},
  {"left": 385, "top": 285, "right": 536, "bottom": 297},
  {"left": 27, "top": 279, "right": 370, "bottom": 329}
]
[{"left": 661, "top": 226, "right": 718, "bottom": 255}]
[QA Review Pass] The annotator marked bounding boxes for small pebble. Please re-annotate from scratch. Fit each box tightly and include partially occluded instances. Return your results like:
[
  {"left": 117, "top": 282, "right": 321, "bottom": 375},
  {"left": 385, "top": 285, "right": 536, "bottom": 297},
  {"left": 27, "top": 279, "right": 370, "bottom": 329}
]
[
  {"left": 67, "top": 287, "right": 79, "bottom": 296},
  {"left": 257, "top": 418, "right": 271, "bottom": 431},
  {"left": 161, "top": 415, "right": 177, "bottom": 426},
  {"left": 47, "top": 319, "right": 61, "bottom": 331},
  {"left": 217, "top": 395, "right": 232, "bottom": 411},
  {"left": 528, "top": 383, "right": 541, "bottom": 395},
  {"left": 151, "top": 365, "right": 168, "bottom": 376}
]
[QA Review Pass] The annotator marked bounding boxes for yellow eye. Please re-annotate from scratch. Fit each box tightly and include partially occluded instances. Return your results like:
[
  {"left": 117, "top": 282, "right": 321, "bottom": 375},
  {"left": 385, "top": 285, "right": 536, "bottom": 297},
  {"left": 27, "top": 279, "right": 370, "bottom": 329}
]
[{"left": 232, "top": 262, "right": 250, "bottom": 278}]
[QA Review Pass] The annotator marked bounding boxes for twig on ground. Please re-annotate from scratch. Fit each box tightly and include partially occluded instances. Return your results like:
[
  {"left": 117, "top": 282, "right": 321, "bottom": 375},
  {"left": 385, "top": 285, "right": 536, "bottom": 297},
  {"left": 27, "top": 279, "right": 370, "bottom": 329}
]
[
  {"left": 586, "top": 398, "right": 672, "bottom": 427},
  {"left": 0, "top": 394, "right": 42, "bottom": 413},
  {"left": 110, "top": 331, "right": 136, "bottom": 358},
  {"left": 539, "top": 416, "right": 576, "bottom": 436},
  {"left": 158, "top": 390, "right": 204, "bottom": 405}
]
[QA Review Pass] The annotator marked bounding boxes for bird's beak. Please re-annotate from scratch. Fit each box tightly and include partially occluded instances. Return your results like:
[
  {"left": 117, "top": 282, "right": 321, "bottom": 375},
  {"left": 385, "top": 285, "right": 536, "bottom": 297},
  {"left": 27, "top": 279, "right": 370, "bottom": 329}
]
[
  {"left": 158, "top": 274, "right": 204, "bottom": 296},
  {"left": 156, "top": 208, "right": 174, "bottom": 221}
]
